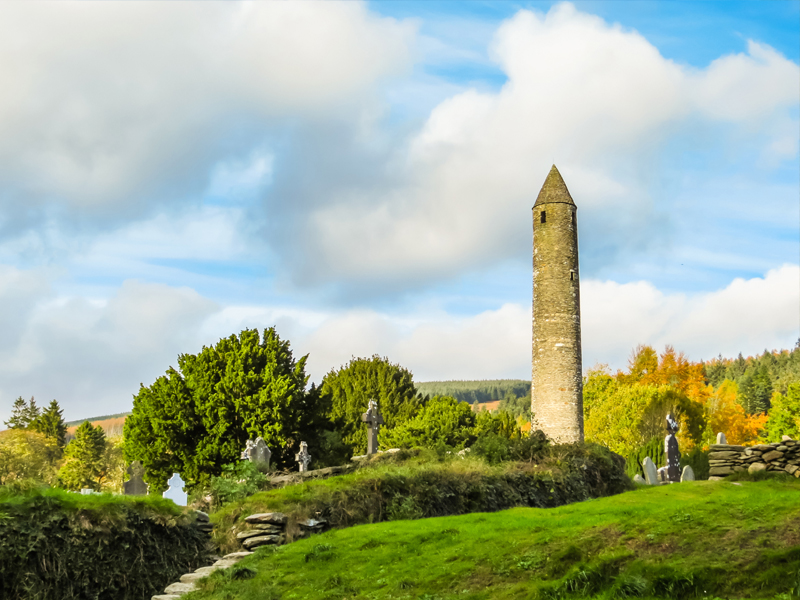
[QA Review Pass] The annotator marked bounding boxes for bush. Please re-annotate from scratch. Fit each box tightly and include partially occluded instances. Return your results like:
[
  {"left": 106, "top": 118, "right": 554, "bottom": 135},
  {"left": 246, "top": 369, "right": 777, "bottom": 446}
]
[
  {"left": 681, "top": 447, "right": 709, "bottom": 480},
  {"left": 0, "top": 487, "right": 211, "bottom": 600},
  {"left": 206, "top": 460, "right": 269, "bottom": 509}
]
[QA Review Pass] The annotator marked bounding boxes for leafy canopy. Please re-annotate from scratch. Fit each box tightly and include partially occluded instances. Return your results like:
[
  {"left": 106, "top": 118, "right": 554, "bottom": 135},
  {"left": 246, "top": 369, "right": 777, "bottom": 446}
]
[
  {"left": 59, "top": 421, "right": 107, "bottom": 491},
  {"left": 320, "top": 355, "right": 422, "bottom": 455},
  {"left": 379, "top": 395, "right": 477, "bottom": 450},
  {"left": 124, "top": 327, "right": 320, "bottom": 489},
  {"left": 765, "top": 383, "right": 800, "bottom": 442}
]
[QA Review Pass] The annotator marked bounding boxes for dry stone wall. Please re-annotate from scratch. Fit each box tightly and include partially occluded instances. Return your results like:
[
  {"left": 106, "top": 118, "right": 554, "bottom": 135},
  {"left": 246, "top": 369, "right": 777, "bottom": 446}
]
[{"left": 708, "top": 438, "right": 800, "bottom": 478}]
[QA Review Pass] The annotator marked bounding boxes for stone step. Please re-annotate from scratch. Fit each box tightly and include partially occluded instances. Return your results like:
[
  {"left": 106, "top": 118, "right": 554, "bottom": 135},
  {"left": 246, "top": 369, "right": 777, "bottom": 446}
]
[{"left": 164, "top": 582, "right": 196, "bottom": 596}]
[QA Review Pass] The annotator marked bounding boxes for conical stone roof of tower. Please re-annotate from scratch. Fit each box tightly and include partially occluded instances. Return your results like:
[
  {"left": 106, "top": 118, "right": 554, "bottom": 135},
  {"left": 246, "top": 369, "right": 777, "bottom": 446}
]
[{"left": 533, "top": 164, "right": 575, "bottom": 207}]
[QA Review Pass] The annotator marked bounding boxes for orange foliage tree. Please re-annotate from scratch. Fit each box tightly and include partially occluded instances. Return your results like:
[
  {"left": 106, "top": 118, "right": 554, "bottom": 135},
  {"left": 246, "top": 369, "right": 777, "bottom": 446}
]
[{"left": 704, "top": 380, "right": 767, "bottom": 446}]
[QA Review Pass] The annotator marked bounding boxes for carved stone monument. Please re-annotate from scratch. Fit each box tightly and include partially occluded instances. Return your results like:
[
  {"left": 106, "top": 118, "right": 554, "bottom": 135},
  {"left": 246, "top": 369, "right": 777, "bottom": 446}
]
[
  {"left": 642, "top": 456, "right": 659, "bottom": 485},
  {"left": 295, "top": 441, "right": 311, "bottom": 472},
  {"left": 716, "top": 432, "right": 727, "bottom": 445},
  {"left": 681, "top": 465, "right": 695, "bottom": 482},
  {"left": 361, "top": 399, "right": 384, "bottom": 455},
  {"left": 123, "top": 460, "right": 148, "bottom": 496},
  {"left": 163, "top": 472, "right": 187, "bottom": 506},
  {"left": 665, "top": 413, "right": 681, "bottom": 483},
  {"left": 241, "top": 437, "right": 271, "bottom": 472}
]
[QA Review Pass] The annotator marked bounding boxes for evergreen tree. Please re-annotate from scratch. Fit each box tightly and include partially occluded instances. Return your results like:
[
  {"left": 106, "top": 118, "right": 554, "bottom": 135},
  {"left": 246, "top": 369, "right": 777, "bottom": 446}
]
[
  {"left": 380, "top": 396, "right": 477, "bottom": 450},
  {"left": 124, "top": 327, "right": 321, "bottom": 490},
  {"left": 765, "top": 384, "right": 800, "bottom": 442},
  {"left": 59, "top": 421, "right": 107, "bottom": 491},
  {"left": 30, "top": 400, "right": 67, "bottom": 450},
  {"left": 3, "top": 397, "right": 41, "bottom": 429},
  {"left": 320, "top": 355, "right": 423, "bottom": 455}
]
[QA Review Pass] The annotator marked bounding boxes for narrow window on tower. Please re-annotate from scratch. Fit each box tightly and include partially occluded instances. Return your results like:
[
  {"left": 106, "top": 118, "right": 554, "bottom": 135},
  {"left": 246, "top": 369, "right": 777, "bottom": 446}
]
[
  {"left": 541, "top": 211, "right": 546, "bottom": 224},
  {"left": 571, "top": 211, "right": 575, "bottom": 225},
  {"left": 570, "top": 271, "right": 575, "bottom": 281}
]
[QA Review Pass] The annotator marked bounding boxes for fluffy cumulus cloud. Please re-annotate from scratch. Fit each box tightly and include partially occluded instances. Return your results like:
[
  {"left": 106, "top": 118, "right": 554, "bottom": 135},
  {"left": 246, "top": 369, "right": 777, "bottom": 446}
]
[
  {"left": 0, "top": 1, "right": 414, "bottom": 231},
  {"left": 274, "top": 3, "right": 798, "bottom": 291}
]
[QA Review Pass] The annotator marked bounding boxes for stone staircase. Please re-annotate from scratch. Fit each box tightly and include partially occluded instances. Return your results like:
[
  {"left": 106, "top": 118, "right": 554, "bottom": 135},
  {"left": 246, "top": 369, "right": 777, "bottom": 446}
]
[{"left": 151, "top": 551, "right": 254, "bottom": 599}]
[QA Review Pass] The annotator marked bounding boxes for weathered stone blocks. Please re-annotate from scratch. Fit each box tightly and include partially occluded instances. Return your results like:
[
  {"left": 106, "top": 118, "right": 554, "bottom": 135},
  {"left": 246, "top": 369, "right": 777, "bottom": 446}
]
[{"left": 531, "top": 165, "right": 583, "bottom": 443}]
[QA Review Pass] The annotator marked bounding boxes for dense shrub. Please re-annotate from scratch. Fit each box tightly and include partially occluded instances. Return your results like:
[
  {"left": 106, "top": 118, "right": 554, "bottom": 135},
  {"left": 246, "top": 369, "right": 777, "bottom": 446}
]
[{"left": 0, "top": 486, "right": 211, "bottom": 600}]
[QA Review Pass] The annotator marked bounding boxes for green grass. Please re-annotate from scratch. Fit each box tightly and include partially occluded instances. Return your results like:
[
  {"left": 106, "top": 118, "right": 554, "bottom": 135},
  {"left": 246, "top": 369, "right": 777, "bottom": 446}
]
[
  {"left": 191, "top": 479, "right": 800, "bottom": 600},
  {"left": 0, "top": 483, "right": 187, "bottom": 520},
  {"left": 209, "top": 446, "right": 632, "bottom": 554}
]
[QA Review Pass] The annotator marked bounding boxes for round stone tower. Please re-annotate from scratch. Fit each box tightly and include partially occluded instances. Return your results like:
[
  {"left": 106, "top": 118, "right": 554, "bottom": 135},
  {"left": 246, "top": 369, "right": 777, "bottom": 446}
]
[{"left": 531, "top": 164, "right": 583, "bottom": 443}]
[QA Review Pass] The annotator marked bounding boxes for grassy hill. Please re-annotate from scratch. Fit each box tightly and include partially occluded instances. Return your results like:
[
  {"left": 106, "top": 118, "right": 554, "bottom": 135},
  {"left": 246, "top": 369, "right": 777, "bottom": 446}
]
[{"left": 188, "top": 478, "right": 800, "bottom": 600}]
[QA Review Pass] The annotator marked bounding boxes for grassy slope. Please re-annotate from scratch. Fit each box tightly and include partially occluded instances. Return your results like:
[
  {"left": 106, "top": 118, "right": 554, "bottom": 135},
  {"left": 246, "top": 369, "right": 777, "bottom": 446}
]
[{"left": 190, "top": 479, "right": 800, "bottom": 600}]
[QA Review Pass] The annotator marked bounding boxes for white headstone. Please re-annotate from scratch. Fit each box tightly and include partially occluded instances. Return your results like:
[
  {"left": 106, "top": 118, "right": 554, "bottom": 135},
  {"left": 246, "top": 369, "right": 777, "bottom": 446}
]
[
  {"left": 680, "top": 465, "right": 695, "bottom": 482},
  {"left": 716, "top": 432, "right": 727, "bottom": 445},
  {"left": 80, "top": 488, "right": 94, "bottom": 495},
  {"left": 642, "top": 456, "right": 659, "bottom": 485},
  {"left": 632, "top": 474, "right": 647, "bottom": 485},
  {"left": 163, "top": 473, "right": 187, "bottom": 506}
]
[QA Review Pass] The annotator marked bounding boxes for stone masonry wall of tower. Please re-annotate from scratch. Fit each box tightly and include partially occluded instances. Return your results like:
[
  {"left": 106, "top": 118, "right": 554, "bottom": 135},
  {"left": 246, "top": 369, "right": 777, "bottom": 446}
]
[{"left": 531, "top": 165, "right": 584, "bottom": 443}]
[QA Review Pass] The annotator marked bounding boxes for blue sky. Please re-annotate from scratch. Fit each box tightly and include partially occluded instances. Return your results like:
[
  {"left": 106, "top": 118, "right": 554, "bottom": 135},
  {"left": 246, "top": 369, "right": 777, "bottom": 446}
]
[{"left": 0, "top": 1, "right": 797, "bottom": 423}]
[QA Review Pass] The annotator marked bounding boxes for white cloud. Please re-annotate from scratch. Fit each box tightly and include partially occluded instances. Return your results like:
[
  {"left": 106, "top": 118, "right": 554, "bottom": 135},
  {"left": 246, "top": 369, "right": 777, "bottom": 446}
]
[
  {"left": 1, "top": 264, "right": 797, "bottom": 423},
  {"left": 581, "top": 264, "right": 800, "bottom": 368},
  {"left": 0, "top": 1, "right": 414, "bottom": 215},
  {"left": 289, "top": 2, "right": 798, "bottom": 290}
]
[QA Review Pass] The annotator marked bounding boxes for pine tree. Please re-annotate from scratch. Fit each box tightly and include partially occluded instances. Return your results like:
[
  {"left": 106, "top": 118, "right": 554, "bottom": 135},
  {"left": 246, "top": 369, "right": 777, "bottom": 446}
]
[
  {"left": 58, "top": 421, "right": 106, "bottom": 491},
  {"left": 31, "top": 400, "right": 67, "bottom": 451},
  {"left": 3, "top": 397, "right": 40, "bottom": 429}
]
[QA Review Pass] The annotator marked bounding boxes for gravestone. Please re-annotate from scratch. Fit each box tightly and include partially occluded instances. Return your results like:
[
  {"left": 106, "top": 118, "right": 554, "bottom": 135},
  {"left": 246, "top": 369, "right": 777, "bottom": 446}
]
[
  {"left": 642, "top": 456, "right": 659, "bottom": 485},
  {"left": 123, "top": 460, "right": 148, "bottom": 496},
  {"left": 295, "top": 441, "right": 311, "bottom": 472},
  {"left": 241, "top": 437, "right": 271, "bottom": 472},
  {"left": 361, "top": 399, "right": 384, "bottom": 455},
  {"left": 80, "top": 488, "right": 94, "bottom": 495},
  {"left": 681, "top": 465, "right": 695, "bottom": 482},
  {"left": 665, "top": 413, "right": 681, "bottom": 483},
  {"left": 716, "top": 432, "right": 727, "bottom": 445},
  {"left": 163, "top": 473, "right": 187, "bottom": 506},
  {"left": 632, "top": 474, "right": 646, "bottom": 485}
]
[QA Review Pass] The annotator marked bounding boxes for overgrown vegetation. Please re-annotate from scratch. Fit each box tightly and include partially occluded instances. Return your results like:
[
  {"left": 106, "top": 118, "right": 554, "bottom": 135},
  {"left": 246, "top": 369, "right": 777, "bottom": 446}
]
[
  {"left": 0, "top": 485, "right": 211, "bottom": 600},
  {"left": 187, "top": 478, "right": 800, "bottom": 600},
  {"left": 209, "top": 442, "right": 631, "bottom": 555}
]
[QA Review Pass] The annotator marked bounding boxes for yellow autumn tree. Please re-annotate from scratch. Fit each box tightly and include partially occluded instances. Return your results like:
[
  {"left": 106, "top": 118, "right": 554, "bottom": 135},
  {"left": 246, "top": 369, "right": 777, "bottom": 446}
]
[
  {"left": 619, "top": 345, "right": 710, "bottom": 405},
  {"left": 704, "top": 380, "right": 767, "bottom": 446}
]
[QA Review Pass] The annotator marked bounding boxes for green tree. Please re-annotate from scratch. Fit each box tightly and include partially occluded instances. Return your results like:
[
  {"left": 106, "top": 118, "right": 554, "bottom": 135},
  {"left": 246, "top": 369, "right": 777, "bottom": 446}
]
[
  {"left": 124, "top": 327, "right": 321, "bottom": 490},
  {"left": 739, "top": 365, "right": 773, "bottom": 414},
  {"left": 321, "top": 355, "right": 423, "bottom": 455},
  {"left": 59, "top": 421, "right": 107, "bottom": 491},
  {"left": 380, "top": 396, "right": 476, "bottom": 450},
  {"left": 3, "top": 397, "right": 41, "bottom": 429},
  {"left": 765, "top": 384, "right": 800, "bottom": 442},
  {"left": 30, "top": 400, "right": 67, "bottom": 451},
  {"left": 0, "top": 429, "right": 59, "bottom": 485}
]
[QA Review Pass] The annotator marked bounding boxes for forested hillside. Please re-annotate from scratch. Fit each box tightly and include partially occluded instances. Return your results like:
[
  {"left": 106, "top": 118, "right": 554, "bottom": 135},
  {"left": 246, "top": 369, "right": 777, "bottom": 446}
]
[{"left": 416, "top": 379, "right": 529, "bottom": 404}]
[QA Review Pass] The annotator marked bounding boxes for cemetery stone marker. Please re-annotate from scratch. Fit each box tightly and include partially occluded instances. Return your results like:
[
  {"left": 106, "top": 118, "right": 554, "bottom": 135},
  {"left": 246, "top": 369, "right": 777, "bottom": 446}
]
[
  {"left": 716, "top": 432, "right": 727, "bottom": 445},
  {"left": 642, "top": 456, "right": 658, "bottom": 485},
  {"left": 665, "top": 413, "right": 681, "bottom": 483},
  {"left": 296, "top": 441, "right": 311, "bottom": 472},
  {"left": 241, "top": 437, "right": 271, "bottom": 472},
  {"left": 164, "top": 472, "right": 188, "bottom": 506},
  {"left": 123, "top": 460, "right": 148, "bottom": 496},
  {"left": 361, "top": 399, "right": 384, "bottom": 455}
]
